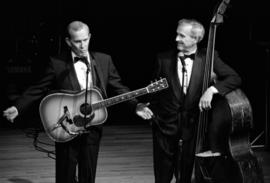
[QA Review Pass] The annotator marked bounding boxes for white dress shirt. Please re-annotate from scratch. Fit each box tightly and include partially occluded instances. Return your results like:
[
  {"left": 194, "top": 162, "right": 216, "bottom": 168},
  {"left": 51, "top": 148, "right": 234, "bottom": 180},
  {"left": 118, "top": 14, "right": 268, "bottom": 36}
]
[
  {"left": 177, "top": 56, "right": 193, "bottom": 94},
  {"left": 72, "top": 52, "right": 93, "bottom": 90}
]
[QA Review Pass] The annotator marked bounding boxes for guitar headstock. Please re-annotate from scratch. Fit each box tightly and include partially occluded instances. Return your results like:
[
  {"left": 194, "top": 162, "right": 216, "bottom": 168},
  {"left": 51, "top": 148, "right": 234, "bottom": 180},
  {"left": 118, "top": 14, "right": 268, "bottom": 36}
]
[
  {"left": 211, "top": 0, "right": 230, "bottom": 24},
  {"left": 147, "top": 78, "right": 168, "bottom": 93}
]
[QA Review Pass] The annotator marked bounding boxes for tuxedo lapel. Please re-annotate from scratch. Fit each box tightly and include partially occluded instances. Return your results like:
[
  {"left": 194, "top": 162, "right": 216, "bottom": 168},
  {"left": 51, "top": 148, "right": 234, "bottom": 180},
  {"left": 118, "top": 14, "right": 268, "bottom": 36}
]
[
  {"left": 66, "top": 53, "right": 81, "bottom": 91},
  {"left": 185, "top": 54, "right": 204, "bottom": 104},
  {"left": 169, "top": 54, "right": 183, "bottom": 102},
  {"left": 90, "top": 53, "right": 107, "bottom": 98}
]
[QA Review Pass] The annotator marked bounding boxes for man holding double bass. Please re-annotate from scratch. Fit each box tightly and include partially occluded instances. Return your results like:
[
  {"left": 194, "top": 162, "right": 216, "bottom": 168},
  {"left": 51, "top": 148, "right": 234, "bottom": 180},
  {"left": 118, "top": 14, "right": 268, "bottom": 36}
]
[{"left": 136, "top": 18, "right": 242, "bottom": 183}]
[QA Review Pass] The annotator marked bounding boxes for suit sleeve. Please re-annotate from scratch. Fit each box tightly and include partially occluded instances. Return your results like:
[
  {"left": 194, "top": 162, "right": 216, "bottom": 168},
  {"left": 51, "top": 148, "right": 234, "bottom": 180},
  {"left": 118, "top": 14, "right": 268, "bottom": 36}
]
[
  {"left": 212, "top": 52, "right": 242, "bottom": 96},
  {"left": 14, "top": 59, "right": 56, "bottom": 114},
  {"left": 106, "top": 56, "right": 138, "bottom": 107}
]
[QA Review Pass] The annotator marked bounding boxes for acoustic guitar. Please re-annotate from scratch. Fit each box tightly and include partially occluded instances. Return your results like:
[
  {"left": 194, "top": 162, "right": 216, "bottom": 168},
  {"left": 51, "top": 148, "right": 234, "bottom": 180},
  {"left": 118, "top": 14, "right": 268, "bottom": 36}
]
[{"left": 39, "top": 78, "right": 168, "bottom": 142}]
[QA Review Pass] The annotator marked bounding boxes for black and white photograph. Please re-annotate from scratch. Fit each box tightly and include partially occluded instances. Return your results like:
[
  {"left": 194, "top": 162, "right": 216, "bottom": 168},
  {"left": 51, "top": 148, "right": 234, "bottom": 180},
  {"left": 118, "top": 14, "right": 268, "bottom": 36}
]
[{"left": 0, "top": 0, "right": 269, "bottom": 183}]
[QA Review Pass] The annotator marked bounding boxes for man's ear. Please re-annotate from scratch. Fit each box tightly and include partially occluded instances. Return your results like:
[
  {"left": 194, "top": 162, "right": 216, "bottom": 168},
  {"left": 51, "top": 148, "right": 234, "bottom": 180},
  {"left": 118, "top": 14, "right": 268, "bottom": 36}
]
[{"left": 65, "top": 37, "right": 71, "bottom": 47}]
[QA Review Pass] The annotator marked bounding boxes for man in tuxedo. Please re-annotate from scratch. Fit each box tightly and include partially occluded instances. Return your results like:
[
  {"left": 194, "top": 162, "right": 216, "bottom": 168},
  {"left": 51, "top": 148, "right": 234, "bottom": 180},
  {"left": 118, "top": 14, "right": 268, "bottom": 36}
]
[
  {"left": 3, "top": 20, "right": 143, "bottom": 183},
  {"left": 136, "top": 18, "right": 242, "bottom": 183}
]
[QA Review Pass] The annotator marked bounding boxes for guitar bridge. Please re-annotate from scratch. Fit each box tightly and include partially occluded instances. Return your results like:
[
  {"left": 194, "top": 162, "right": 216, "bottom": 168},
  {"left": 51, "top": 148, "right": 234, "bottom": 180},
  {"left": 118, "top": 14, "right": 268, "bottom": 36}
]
[{"left": 63, "top": 106, "right": 73, "bottom": 124}]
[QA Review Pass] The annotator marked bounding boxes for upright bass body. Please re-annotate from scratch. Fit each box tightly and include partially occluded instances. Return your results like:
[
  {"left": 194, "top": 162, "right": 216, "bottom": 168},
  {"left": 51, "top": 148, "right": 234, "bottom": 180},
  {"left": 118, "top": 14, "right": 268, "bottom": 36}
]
[
  {"left": 192, "top": 0, "right": 265, "bottom": 182},
  {"left": 196, "top": 89, "right": 264, "bottom": 183},
  {"left": 225, "top": 89, "right": 264, "bottom": 183}
]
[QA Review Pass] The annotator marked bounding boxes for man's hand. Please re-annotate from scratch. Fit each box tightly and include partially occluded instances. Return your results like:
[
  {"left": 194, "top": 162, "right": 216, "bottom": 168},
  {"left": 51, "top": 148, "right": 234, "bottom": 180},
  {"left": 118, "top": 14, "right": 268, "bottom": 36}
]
[
  {"left": 3, "top": 106, "right": 19, "bottom": 123},
  {"left": 136, "top": 103, "right": 154, "bottom": 120},
  {"left": 199, "top": 86, "right": 218, "bottom": 112}
]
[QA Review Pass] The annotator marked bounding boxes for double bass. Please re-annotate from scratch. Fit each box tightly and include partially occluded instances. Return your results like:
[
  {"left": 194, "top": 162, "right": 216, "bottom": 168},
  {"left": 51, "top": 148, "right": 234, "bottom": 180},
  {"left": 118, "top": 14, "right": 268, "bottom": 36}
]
[{"left": 194, "top": 0, "right": 265, "bottom": 182}]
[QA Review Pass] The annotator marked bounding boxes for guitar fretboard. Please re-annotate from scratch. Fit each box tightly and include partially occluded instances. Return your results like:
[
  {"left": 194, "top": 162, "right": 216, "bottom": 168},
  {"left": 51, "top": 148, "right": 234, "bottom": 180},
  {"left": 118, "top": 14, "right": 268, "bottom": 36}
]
[{"left": 92, "top": 87, "right": 148, "bottom": 110}]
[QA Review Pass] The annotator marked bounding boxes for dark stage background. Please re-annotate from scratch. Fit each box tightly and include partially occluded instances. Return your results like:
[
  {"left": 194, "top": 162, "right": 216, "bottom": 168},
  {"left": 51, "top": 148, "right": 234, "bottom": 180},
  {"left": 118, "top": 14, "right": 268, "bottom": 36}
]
[{"left": 0, "top": 1, "right": 269, "bottom": 147}]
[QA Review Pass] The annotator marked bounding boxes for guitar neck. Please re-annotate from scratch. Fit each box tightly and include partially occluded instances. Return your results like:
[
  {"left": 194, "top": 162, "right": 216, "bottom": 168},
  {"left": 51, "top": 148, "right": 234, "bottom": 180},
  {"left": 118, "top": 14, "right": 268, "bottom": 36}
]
[{"left": 92, "top": 87, "right": 149, "bottom": 110}]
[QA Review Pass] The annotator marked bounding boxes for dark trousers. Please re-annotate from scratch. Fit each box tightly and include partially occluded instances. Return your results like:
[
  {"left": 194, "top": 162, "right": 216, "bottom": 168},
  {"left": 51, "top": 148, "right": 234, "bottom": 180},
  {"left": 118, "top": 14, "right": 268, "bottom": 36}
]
[
  {"left": 152, "top": 124, "right": 196, "bottom": 183},
  {"left": 208, "top": 96, "right": 232, "bottom": 154},
  {"left": 55, "top": 132, "right": 101, "bottom": 183}
]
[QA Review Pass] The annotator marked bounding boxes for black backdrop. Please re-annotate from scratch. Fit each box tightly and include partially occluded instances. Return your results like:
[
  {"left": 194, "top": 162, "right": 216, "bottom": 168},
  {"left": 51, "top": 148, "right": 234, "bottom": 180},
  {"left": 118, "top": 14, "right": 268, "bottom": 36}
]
[{"left": 1, "top": 0, "right": 269, "bottom": 147}]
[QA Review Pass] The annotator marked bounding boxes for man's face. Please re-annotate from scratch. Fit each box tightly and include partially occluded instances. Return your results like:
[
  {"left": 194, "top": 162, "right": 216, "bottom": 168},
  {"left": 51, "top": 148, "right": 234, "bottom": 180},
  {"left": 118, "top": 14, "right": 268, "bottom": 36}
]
[
  {"left": 66, "top": 27, "right": 91, "bottom": 57},
  {"left": 175, "top": 24, "right": 197, "bottom": 53}
]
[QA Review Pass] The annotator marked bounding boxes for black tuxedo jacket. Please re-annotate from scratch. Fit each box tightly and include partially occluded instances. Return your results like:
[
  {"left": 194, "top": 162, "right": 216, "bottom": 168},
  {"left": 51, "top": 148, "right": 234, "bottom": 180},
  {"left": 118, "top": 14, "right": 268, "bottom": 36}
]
[{"left": 150, "top": 49, "right": 241, "bottom": 139}]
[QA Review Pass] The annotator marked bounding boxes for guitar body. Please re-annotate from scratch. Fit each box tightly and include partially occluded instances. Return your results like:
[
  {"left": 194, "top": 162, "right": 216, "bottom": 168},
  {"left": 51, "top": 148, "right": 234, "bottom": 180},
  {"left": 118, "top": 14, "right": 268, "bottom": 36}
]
[{"left": 39, "top": 88, "right": 107, "bottom": 142}]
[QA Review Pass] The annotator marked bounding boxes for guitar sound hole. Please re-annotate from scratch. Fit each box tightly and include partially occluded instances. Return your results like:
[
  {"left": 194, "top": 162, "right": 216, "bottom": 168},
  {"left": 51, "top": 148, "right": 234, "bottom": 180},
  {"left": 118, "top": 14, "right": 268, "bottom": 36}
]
[{"left": 80, "top": 103, "right": 92, "bottom": 115}]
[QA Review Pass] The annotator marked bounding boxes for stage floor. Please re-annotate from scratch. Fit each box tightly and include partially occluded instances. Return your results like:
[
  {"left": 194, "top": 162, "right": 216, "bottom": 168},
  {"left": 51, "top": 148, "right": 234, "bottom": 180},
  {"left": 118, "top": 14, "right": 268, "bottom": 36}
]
[{"left": 0, "top": 124, "right": 269, "bottom": 183}]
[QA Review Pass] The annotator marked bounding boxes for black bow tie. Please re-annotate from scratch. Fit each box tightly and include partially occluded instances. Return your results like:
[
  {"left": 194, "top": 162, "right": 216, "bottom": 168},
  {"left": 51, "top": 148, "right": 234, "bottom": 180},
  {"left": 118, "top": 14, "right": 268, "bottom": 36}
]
[
  {"left": 74, "top": 56, "right": 87, "bottom": 63},
  {"left": 74, "top": 56, "right": 91, "bottom": 70},
  {"left": 179, "top": 53, "right": 195, "bottom": 60}
]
